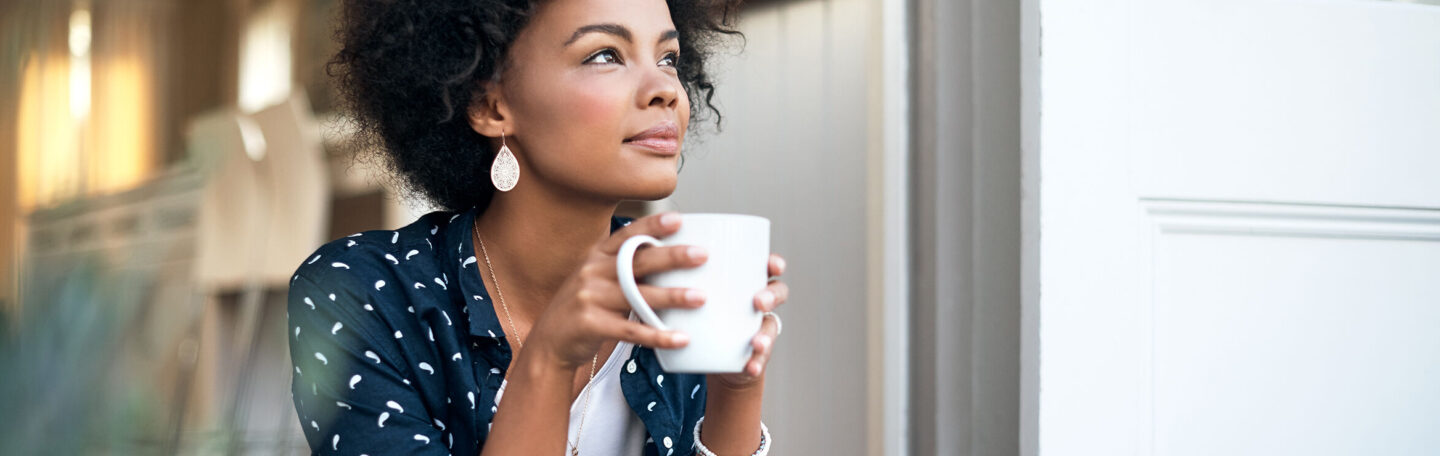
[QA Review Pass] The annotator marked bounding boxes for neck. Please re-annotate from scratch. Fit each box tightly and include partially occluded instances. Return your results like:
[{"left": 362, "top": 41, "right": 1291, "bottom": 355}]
[{"left": 474, "top": 182, "right": 618, "bottom": 321}]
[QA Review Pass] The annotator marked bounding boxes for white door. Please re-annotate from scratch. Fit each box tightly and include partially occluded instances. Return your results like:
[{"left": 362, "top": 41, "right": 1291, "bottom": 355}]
[{"left": 1023, "top": 1, "right": 1440, "bottom": 455}]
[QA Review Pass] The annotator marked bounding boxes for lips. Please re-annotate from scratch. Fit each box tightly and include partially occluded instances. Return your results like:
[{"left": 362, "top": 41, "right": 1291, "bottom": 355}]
[{"left": 624, "top": 122, "right": 680, "bottom": 156}]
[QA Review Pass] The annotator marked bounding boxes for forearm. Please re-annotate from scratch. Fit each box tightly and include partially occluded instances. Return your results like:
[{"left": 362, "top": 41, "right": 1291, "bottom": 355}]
[
  {"left": 480, "top": 349, "right": 574, "bottom": 455},
  {"left": 701, "top": 375, "right": 765, "bottom": 455}
]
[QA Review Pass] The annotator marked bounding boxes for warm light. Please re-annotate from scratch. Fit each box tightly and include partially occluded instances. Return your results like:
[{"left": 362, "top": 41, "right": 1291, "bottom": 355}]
[
  {"left": 91, "top": 57, "right": 154, "bottom": 194},
  {"left": 17, "top": 53, "right": 83, "bottom": 209},
  {"left": 18, "top": 0, "right": 159, "bottom": 209},
  {"left": 68, "top": 6, "right": 91, "bottom": 121},
  {"left": 238, "top": 2, "right": 293, "bottom": 113},
  {"left": 69, "top": 59, "right": 89, "bottom": 121},
  {"left": 68, "top": 8, "right": 90, "bottom": 57}
]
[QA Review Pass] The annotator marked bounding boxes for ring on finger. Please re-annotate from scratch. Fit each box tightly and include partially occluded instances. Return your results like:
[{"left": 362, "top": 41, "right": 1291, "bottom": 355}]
[{"left": 762, "top": 311, "right": 783, "bottom": 337}]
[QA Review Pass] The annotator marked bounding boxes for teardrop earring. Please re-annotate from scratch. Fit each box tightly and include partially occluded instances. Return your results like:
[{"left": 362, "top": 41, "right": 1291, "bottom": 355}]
[{"left": 491, "top": 132, "right": 519, "bottom": 192}]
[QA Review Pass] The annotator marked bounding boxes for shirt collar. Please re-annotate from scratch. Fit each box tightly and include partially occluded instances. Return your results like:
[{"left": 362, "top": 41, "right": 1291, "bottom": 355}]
[{"left": 442, "top": 206, "right": 505, "bottom": 340}]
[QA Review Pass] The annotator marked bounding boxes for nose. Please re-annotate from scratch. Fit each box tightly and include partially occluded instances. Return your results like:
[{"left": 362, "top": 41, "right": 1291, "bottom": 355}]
[{"left": 638, "top": 67, "right": 681, "bottom": 110}]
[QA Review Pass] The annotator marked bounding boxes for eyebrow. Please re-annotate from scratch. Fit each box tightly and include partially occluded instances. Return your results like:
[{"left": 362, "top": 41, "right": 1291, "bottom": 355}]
[{"left": 564, "top": 23, "right": 680, "bottom": 47}]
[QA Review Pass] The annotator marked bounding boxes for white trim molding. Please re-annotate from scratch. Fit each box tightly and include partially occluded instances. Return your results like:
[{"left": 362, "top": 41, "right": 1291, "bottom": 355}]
[
  {"left": 1142, "top": 198, "right": 1440, "bottom": 242},
  {"left": 867, "top": 0, "right": 911, "bottom": 454}
]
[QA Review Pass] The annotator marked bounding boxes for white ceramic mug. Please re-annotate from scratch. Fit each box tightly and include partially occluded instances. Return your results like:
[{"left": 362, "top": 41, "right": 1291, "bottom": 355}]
[{"left": 616, "top": 214, "right": 771, "bottom": 373}]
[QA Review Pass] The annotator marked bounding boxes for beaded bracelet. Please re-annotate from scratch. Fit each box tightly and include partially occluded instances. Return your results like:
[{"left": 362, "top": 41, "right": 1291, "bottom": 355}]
[{"left": 692, "top": 416, "right": 771, "bottom": 456}]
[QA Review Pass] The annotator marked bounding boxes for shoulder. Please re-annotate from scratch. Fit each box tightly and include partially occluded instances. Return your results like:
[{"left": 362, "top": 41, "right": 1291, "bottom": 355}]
[
  {"left": 290, "top": 211, "right": 460, "bottom": 289},
  {"left": 286, "top": 211, "right": 462, "bottom": 356},
  {"left": 286, "top": 211, "right": 467, "bottom": 331}
]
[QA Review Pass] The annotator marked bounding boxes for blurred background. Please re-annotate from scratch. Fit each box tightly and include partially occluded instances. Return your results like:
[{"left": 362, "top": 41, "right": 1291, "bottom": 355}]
[
  {"left": 0, "top": 0, "right": 915, "bottom": 453},
  {"left": 3, "top": 0, "right": 1438, "bottom": 455},
  {"left": 1, "top": 0, "right": 374, "bottom": 453}
]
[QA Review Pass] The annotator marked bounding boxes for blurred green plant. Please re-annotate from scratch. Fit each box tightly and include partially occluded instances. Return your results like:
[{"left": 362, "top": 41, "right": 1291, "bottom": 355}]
[{"left": 0, "top": 258, "right": 168, "bottom": 454}]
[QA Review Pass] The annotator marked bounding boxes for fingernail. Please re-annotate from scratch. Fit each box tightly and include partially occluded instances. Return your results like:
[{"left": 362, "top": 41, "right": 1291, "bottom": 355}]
[
  {"left": 776, "top": 256, "right": 786, "bottom": 273},
  {"left": 687, "top": 246, "right": 708, "bottom": 261},
  {"left": 671, "top": 332, "right": 689, "bottom": 345},
  {"left": 661, "top": 212, "right": 681, "bottom": 228},
  {"left": 756, "top": 335, "right": 772, "bottom": 349},
  {"left": 685, "top": 289, "right": 707, "bottom": 304}
]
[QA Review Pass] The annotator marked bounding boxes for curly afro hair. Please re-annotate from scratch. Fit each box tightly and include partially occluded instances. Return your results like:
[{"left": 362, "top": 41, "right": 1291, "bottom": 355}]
[{"left": 329, "top": 0, "right": 741, "bottom": 212}]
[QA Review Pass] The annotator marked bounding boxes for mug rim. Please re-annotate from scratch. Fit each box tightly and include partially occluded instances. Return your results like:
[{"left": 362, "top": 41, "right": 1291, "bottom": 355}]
[{"left": 676, "top": 213, "right": 770, "bottom": 224}]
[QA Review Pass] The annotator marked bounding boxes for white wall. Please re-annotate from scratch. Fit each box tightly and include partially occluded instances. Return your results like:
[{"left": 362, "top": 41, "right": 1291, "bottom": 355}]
[{"left": 667, "top": 0, "right": 884, "bottom": 453}]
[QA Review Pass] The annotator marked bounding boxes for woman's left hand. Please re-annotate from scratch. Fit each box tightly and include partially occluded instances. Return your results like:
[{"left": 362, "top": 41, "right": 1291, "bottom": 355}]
[{"left": 710, "top": 253, "right": 789, "bottom": 389}]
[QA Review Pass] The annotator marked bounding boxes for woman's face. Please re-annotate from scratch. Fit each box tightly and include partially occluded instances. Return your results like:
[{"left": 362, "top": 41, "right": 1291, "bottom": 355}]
[{"left": 487, "top": 0, "right": 690, "bottom": 202}]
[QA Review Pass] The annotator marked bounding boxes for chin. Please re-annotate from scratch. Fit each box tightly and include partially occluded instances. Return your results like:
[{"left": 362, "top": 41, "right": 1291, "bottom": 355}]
[
  {"left": 587, "top": 156, "right": 679, "bottom": 201},
  {"left": 629, "top": 176, "right": 678, "bottom": 201},
  {"left": 619, "top": 166, "right": 679, "bottom": 201}
]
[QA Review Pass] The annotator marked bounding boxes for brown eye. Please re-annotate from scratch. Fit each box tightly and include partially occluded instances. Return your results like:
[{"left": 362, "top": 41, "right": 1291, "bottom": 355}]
[
  {"left": 584, "top": 49, "right": 621, "bottom": 65},
  {"left": 658, "top": 52, "right": 679, "bottom": 68}
]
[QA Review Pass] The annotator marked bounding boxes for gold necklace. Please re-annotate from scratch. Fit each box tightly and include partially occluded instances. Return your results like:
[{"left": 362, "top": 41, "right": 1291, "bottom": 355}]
[{"left": 474, "top": 223, "right": 599, "bottom": 455}]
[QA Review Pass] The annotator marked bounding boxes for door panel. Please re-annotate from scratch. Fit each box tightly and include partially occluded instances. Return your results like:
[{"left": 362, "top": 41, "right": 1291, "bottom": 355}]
[
  {"left": 1129, "top": 1, "right": 1440, "bottom": 208},
  {"left": 1027, "top": 0, "right": 1440, "bottom": 454},
  {"left": 1149, "top": 201, "right": 1440, "bottom": 455}
]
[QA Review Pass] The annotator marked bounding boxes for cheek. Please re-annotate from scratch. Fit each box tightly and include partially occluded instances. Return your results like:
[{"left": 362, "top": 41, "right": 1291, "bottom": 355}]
[
  {"left": 554, "top": 78, "right": 629, "bottom": 131},
  {"left": 520, "top": 76, "right": 633, "bottom": 178},
  {"left": 678, "top": 92, "right": 691, "bottom": 135}
]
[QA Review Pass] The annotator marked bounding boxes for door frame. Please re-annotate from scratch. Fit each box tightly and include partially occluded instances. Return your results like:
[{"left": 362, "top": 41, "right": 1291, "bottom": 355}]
[{"left": 909, "top": 0, "right": 1024, "bottom": 455}]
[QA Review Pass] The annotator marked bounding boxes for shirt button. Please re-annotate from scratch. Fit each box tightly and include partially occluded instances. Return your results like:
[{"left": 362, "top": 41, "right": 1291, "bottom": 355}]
[
  {"left": 662, "top": 436, "right": 673, "bottom": 448},
  {"left": 626, "top": 360, "right": 637, "bottom": 374}
]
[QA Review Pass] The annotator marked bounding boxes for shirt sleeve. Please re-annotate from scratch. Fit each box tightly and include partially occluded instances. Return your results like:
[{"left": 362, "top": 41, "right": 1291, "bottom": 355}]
[{"left": 288, "top": 264, "right": 448, "bottom": 455}]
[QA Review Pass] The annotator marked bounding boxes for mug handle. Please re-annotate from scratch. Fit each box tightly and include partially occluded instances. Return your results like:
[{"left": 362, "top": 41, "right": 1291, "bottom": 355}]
[{"left": 616, "top": 234, "right": 670, "bottom": 331}]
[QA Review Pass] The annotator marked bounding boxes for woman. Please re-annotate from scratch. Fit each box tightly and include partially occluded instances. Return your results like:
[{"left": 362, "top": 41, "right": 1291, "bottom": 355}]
[{"left": 285, "top": 0, "right": 789, "bottom": 454}]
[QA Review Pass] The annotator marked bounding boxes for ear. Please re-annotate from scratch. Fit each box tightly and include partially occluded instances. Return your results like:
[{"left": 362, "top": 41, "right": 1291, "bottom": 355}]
[{"left": 467, "top": 81, "right": 513, "bottom": 138}]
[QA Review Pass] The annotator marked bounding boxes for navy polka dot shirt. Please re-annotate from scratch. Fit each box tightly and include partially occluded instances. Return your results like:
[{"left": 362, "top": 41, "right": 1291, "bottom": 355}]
[{"left": 287, "top": 206, "right": 707, "bottom": 455}]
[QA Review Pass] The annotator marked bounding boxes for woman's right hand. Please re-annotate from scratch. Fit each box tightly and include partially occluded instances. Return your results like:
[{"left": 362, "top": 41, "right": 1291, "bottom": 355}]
[{"left": 523, "top": 211, "right": 708, "bottom": 369}]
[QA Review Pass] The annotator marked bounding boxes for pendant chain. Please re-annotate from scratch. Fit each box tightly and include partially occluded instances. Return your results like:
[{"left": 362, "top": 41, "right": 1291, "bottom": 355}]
[{"left": 475, "top": 222, "right": 599, "bottom": 455}]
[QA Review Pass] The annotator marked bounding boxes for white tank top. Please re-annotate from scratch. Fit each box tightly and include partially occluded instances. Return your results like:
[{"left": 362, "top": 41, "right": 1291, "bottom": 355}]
[{"left": 493, "top": 340, "right": 648, "bottom": 455}]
